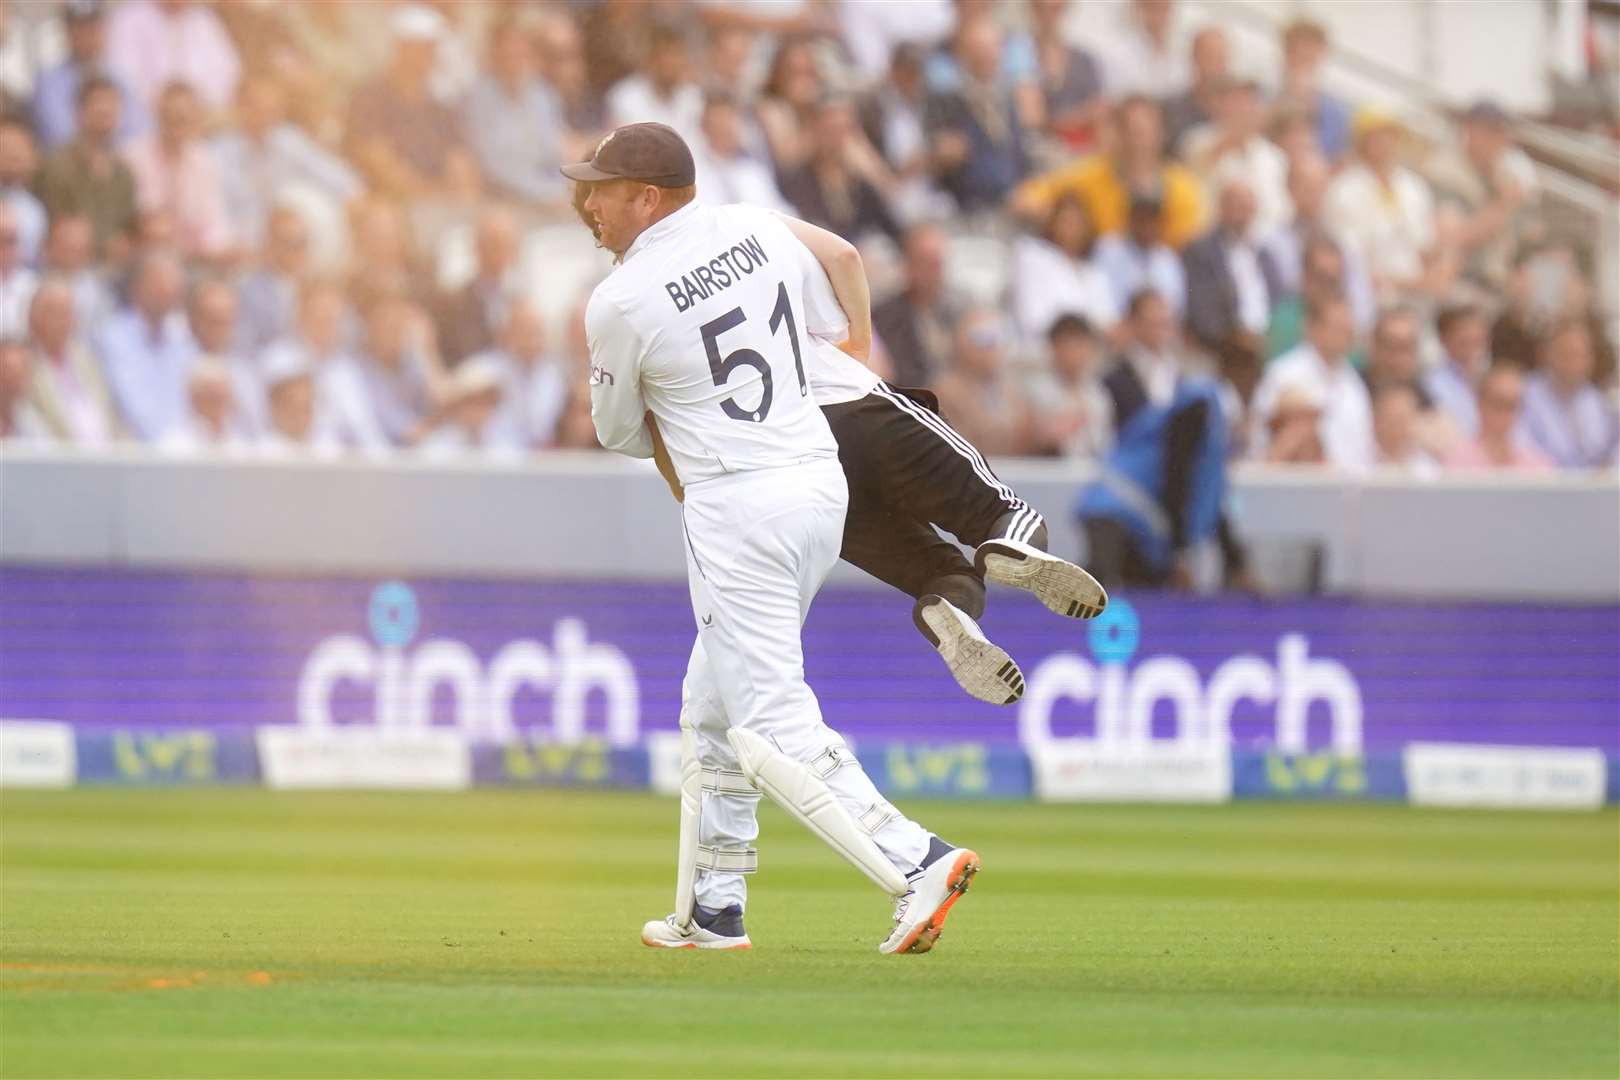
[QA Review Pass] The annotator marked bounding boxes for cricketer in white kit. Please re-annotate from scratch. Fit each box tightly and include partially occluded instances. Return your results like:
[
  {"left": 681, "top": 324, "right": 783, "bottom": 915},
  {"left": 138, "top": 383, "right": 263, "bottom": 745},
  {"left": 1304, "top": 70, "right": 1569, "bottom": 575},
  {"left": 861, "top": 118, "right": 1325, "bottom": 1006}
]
[{"left": 566, "top": 123, "right": 977, "bottom": 955}]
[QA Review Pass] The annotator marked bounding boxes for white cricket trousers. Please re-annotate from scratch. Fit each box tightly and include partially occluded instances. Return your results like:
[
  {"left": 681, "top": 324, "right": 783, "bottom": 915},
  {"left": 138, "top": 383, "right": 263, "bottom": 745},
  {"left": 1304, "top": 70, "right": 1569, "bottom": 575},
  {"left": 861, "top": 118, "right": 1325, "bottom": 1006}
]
[{"left": 679, "top": 457, "right": 932, "bottom": 911}]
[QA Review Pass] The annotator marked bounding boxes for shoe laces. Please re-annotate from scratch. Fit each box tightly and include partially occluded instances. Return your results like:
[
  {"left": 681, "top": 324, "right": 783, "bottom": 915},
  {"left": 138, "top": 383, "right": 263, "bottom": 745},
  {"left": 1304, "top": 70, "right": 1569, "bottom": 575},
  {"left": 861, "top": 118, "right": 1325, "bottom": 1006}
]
[{"left": 891, "top": 888, "right": 915, "bottom": 923}]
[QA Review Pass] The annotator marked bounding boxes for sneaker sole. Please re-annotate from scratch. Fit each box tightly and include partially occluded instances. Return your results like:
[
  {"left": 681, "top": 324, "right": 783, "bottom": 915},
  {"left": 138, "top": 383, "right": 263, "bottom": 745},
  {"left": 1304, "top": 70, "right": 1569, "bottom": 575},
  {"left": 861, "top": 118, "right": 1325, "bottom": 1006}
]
[
  {"left": 913, "top": 597, "right": 1024, "bottom": 705},
  {"left": 975, "top": 540, "right": 1107, "bottom": 620},
  {"left": 640, "top": 931, "right": 752, "bottom": 951},
  {"left": 894, "top": 849, "right": 980, "bottom": 956}
]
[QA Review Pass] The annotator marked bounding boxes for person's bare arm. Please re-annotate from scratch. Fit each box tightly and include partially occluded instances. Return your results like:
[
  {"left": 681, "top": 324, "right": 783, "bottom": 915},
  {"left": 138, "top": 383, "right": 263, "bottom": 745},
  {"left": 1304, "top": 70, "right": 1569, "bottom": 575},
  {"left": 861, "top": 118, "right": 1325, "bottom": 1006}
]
[{"left": 773, "top": 214, "right": 872, "bottom": 361}]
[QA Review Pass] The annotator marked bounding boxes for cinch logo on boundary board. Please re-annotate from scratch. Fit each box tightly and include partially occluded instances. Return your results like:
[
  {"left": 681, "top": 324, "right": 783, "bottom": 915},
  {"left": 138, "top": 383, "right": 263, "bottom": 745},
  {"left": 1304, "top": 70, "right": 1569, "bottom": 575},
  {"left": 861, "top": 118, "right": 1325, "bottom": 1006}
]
[
  {"left": 1018, "top": 598, "right": 1364, "bottom": 754},
  {"left": 298, "top": 582, "right": 639, "bottom": 744}
]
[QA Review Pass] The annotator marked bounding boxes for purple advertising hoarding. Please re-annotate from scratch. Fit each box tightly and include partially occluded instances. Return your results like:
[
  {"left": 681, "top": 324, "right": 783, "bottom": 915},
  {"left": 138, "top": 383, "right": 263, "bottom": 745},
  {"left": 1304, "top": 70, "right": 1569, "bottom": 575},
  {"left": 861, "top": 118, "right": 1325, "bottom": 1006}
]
[{"left": 2, "top": 566, "right": 1616, "bottom": 758}]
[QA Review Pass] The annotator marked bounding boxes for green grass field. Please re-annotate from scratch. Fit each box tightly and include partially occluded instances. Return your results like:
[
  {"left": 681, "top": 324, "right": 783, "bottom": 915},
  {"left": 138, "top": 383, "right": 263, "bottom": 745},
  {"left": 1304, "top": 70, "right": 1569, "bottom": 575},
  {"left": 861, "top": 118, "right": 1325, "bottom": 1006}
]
[{"left": 1, "top": 789, "right": 1615, "bottom": 1079}]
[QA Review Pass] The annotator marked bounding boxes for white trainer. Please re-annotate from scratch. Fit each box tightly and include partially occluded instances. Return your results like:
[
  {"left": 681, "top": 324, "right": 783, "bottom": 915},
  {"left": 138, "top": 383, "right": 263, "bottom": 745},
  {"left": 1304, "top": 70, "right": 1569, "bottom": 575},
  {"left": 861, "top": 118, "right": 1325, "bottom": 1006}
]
[
  {"left": 975, "top": 538, "right": 1107, "bottom": 620},
  {"left": 878, "top": 846, "right": 980, "bottom": 955},
  {"left": 913, "top": 595, "right": 1024, "bottom": 705},
  {"left": 640, "top": 914, "right": 752, "bottom": 951}
]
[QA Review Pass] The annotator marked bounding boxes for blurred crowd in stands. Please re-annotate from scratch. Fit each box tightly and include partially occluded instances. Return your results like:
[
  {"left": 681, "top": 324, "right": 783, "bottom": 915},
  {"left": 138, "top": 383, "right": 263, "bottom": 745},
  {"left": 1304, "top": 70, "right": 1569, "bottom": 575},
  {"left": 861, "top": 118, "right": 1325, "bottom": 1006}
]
[{"left": 0, "top": 0, "right": 1615, "bottom": 474}]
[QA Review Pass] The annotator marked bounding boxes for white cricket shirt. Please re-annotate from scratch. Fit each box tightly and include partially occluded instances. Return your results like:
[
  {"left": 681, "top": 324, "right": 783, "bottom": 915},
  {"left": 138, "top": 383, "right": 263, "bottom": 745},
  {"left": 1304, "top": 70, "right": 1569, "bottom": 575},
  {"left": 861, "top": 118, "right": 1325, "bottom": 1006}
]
[{"left": 587, "top": 201, "right": 863, "bottom": 482}]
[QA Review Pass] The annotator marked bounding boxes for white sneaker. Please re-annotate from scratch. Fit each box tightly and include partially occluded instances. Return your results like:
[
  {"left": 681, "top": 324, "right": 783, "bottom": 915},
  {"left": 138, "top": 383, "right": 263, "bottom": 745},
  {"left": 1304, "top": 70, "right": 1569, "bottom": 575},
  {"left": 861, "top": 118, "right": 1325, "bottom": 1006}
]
[
  {"left": 913, "top": 595, "right": 1023, "bottom": 705},
  {"left": 640, "top": 913, "right": 752, "bottom": 951},
  {"left": 878, "top": 846, "right": 980, "bottom": 955},
  {"left": 975, "top": 538, "right": 1107, "bottom": 620}
]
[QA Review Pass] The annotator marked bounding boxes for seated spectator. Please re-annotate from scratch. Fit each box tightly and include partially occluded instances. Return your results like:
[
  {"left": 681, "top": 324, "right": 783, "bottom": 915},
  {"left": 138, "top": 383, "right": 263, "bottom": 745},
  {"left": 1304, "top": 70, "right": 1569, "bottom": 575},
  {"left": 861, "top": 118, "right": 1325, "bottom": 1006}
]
[
  {"left": 23, "top": 276, "right": 119, "bottom": 445},
  {"left": 1094, "top": 194, "right": 1186, "bottom": 319},
  {"left": 0, "top": 204, "right": 37, "bottom": 337},
  {"left": 0, "top": 338, "right": 49, "bottom": 440},
  {"left": 1182, "top": 178, "right": 1280, "bottom": 357},
  {"left": 1275, "top": 19, "right": 1351, "bottom": 162},
  {"left": 1030, "top": 314, "right": 1112, "bottom": 458},
  {"left": 778, "top": 97, "right": 900, "bottom": 245},
  {"left": 95, "top": 250, "right": 196, "bottom": 441},
  {"left": 534, "top": 7, "right": 606, "bottom": 154},
  {"left": 1444, "top": 364, "right": 1553, "bottom": 471},
  {"left": 1361, "top": 306, "right": 1430, "bottom": 405},
  {"left": 1269, "top": 105, "right": 1322, "bottom": 166},
  {"left": 1266, "top": 235, "right": 1351, "bottom": 362},
  {"left": 872, "top": 222, "right": 963, "bottom": 387},
  {"left": 40, "top": 213, "right": 113, "bottom": 331},
  {"left": 870, "top": 43, "right": 945, "bottom": 223},
  {"left": 1183, "top": 78, "right": 1292, "bottom": 235},
  {"left": 1029, "top": 0, "right": 1107, "bottom": 147},
  {"left": 159, "top": 359, "right": 248, "bottom": 453},
  {"left": 434, "top": 207, "right": 521, "bottom": 369},
  {"left": 124, "top": 81, "right": 238, "bottom": 262},
  {"left": 605, "top": 21, "right": 702, "bottom": 146},
  {"left": 346, "top": 6, "right": 479, "bottom": 200},
  {"left": 1162, "top": 26, "right": 1228, "bottom": 153},
  {"left": 1104, "top": 0, "right": 1188, "bottom": 99},
  {"left": 235, "top": 206, "right": 309, "bottom": 357},
  {"left": 256, "top": 347, "right": 340, "bottom": 457},
  {"left": 35, "top": 76, "right": 137, "bottom": 260},
  {"left": 932, "top": 308, "right": 1038, "bottom": 456},
  {"left": 1263, "top": 153, "right": 1375, "bottom": 332},
  {"left": 553, "top": 386, "right": 604, "bottom": 450},
  {"left": 1424, "top": 303, "right": 1492, "bottom": 439},
  {"left": 350, "top": 290, "right": 440, "bottom": 448},
  {"left": 263, "top": 280, "right": 381, "bottom": 452},
  {"left": 1325, "top": 111, "right": 1439, "bottom": 300},
  {"left": 1250, "top": 295, "right": 1372, "bottom": 469},
  {"left": 1011, "top": 194, "right": 1118, "bottom": 347},
  {"left": 463, "top": 14, "right": 567, "bottom": 207},
  {"left": 0, "top": 120, "right": 44, "bottom": 265},
  {"left": 701, "top": 25, "right": 758, "bottom": 102},
  {"left": 1012, "top": 95, "right": 1206, "bottom": 250},
  {"left": 212, "top": 75, "right": 362, "bottom": 252},
  {"left": 32, "top": 0, "right": 148, "bottom": 150},
  {"left": 924, "top": 16, "right": 1030, "bottom": 213},
  {"left": 1425, "top": 100, "right": 1541, "bottom": 289},
  {"left": 1372, "top": 381, "right": 1438, "bottom": 476},
  {"left": 185, "top": 277, "right": 260, "bottom": 437},
  {"left": 755, "top": 36, "right": 823, "bottom": 173},
  {"left": 1102, "top": 289, "right": 1189, "bottom": 428},
  {"left": 471, "top": 299, "right": 569, "bottom": 451},
  {"left": 105, "top": 0, "right": 240, "bottom": 115},
  {"left": 1261, "top": 383, "right": 1327, "bottom": 465},
  {"left": 346, "top": 196, "right": 436, "bottom": 314},
  {"left": 1522, "top": 320, "right": 1619, "bottom": 469},
  {"left": 418, "top": 357, "right": 513, "bottom": 459},
  {"left": 693, "top": 92, "right": 791, "bottom": 213},
  {"left": 839, "top": 0, "right": 956, "bottom": 88}
]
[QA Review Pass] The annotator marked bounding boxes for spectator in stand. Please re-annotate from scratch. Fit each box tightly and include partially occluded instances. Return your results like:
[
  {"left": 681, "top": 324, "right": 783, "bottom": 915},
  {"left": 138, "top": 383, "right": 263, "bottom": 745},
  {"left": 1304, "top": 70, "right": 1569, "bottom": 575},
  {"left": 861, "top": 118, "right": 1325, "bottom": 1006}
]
[
  {"left": 1011, "top": 193, "right": 1118, "bottom": 347},
  {"left": 1012, "top": 95, "right": 1206, "bottom": 250},
  {"left": 1101, "top": 289, "right": 1190, "bottom": 428},
  {"left": 1275, "top": 19, "right": 1351, "bottom": 162},
  {"left": 263, "top": 280, "right": 380, "bottom": 452},
  {"left": 932, "top": 308, "right": 1038, "bottom": 456},
  {"left": 257, "top": 347, "right": 339, "bottom": 457},
  {"left": 1260, "top": 383, "right": 1326, "bottom": 464},
  {"left": 924, "top": 15, "right": 1030, "bottom": 213},
  {"left": 124, "top": 81, "right": 237, "bottom": 263},
  {"left": 0, "top": 120, "right": 44, "bottom": 265},
  {"left": 1094, "top": 193, "right": 1186, "bottom": 319},
  {"left": 1183, "top": 77, "right": 1292, "bottom": 235},
  {"left": 32, "top": 0, "right": 148, "bottom": 151},
  {"left": 701, "top": 25, "right": 758, "bottom": 103},
  {"left": 0, "top": 203, "right": 35, "bottom": 337},
  {"left": 1361, "top": 306, "right": 1430, "bottom": 405},
  {"left": 1250, "top": 294, "right": 1372, "bottom": 469},
  {"left": 160, "top": 359, "right": 247, "bottom": 453},
  {"left": 1162, "top": 26, "right": 1228, "bottom": 153},
  {"left": 346, "top": 197, "right": 436, "bottom": 314},
  {"left": 95, "top": 250, "right": 195, "bottom": 442},
  {"left": 464, "top": 14, "right": 567, "bottom": 208},
  {"left": 1269, "top": 105, "right": 1322, "bottom": 166},
  {"left": 23, "top": 276, "right": 119, "bottom": 445},
  {"left": 872, "top": 222, "right": 963, "bottom": 387},
  {"left": 605, "top": 21, "right": 702, "bottom": 146},
  {"left": 1325, "top": 110, "right": 1440, "bottom": 301},
  {"left": 0, "top": 338, "right": 48, "bottom": 440},
  {"left": 434, "top": 207, "right": 520, "bottom": 369},
  {"left": 1522, "top": 320, "right": 1619, "bottom": 469},
  {"left": 1371, "top": 382, "right": 1437, "bottom": 476},
  {"left": 693, "top": 92, "right": 791, "bottom": 212},
  {"left": 869, "top": 43, "right": 950, "bottom": 224},
  {"left": 838, "top": 0, "right": 956, "bottom": 89},
  {"left": 1265, "top": 235, "right": 1351, "bottom": 361},
  {"left": 1031, "top": 313, "right": 1113, "bottom": 458},
  {"left": 778, "top": 97, "right": 901, "bottom": 245},
  {"left": 1424, "top": 303, "right": 1493, "bottom": 439},
  {"left": 40, "top": 213, "right": 112, "bottom": 331},
  {"left": 351, "top": 289, "right": 440, "bottom": 448},
  {"left": 470, "top": 299, "right": 569, "bottom": 451},
  {"left": 235, "top": 206, "right": 309, "bottom": 357},
  {"left": 1263, "top": 153, "right": 1374, "bottom": 333},
  {"left": 212, "top": 75, "right": 362, "bottom": 252},
  {"left": 1444, "top": 364, "right": 1553, "bottom": 471},
  {"left": 1030, "top": 0, "right": 1108, "bottom": 148},
  {"left": 580, "top": 0, "right": 648, "bottom": 101},
  {"left": 1105, "top": 0, "right": 1188, "bottom": 99},
  {"left": 104, "top": 0, "right": 240, "bottom": 115},
  {"left": 347, "top": 5, "right": 480, "bottom": 201},
  {"left": 755, "top": 37, "right": 823, "bottom": 174},
  {"left": 185, "top": 277, "right": 260, "bottom": 438},
  {"left": 35, "top": 76, "right": 137, "bottom": 260},
  {"left": 1182, "top": 177, "right": 1280, "bottom": 358},
  {"left": 417, "top": 356, "right": 513, "bottom": 458},
  {"left": 534, "top": 8, "right": 606, "bottom": 155},
  {"left": 1425, "top": 100, "right": 1541, "bottom": 289},
  {"left": 553, "top": 386, "right": 603, "bottom": 450}
]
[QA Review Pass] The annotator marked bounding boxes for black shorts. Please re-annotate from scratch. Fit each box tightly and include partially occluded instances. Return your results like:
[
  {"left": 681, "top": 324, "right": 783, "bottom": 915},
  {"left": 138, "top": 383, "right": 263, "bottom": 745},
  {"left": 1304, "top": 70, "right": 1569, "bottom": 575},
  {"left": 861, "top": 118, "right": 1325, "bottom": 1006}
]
[{"left": 820, "top": 382, "right": 1042, "bottom": 606}]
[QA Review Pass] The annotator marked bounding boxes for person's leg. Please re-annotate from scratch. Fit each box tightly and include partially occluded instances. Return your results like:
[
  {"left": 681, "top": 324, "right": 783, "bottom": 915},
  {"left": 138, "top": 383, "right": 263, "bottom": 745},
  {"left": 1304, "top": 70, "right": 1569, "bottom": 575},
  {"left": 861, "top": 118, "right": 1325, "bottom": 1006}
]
[{"left": 681, "top": 638, "right": 761, "bottom": 916}]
